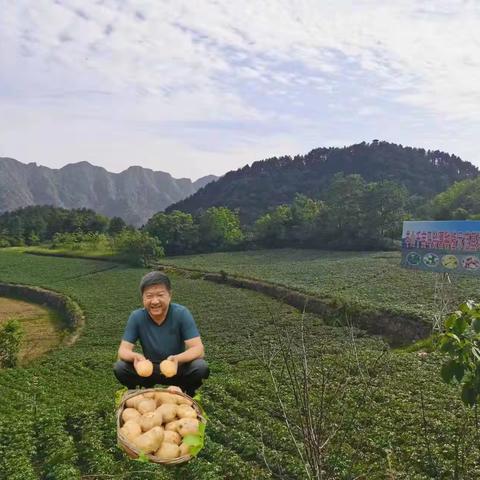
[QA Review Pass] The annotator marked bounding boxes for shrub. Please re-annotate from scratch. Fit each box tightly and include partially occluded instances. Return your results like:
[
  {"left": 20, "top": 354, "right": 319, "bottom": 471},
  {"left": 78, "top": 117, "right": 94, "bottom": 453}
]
[
  {"left": 0, "top": 235, "right": 11, "bottom": 248},
  {"left": 438, "top": 300, "right": 480, "bottom": 406},
  {"left": 0, "top": 319, "right": 23, "bottom": 368},
  {"left": 112, "top": 230, "right": 164, "bottom": 266}
]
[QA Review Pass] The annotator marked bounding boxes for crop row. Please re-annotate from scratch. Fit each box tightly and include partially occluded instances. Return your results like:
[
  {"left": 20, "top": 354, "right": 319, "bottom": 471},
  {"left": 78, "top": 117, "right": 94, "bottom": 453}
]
[
  {"left": 2, "top": 250, "right": 480, "bottom": 477},
  {"left": 159, "top": 248, "right": 480, "bottom": 321}
]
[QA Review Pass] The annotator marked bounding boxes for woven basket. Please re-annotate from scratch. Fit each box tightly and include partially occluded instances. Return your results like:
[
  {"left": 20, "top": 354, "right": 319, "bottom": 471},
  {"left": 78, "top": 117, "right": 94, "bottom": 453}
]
[{"left": 116, "top": 387, "right": 207, "bottom": 465}]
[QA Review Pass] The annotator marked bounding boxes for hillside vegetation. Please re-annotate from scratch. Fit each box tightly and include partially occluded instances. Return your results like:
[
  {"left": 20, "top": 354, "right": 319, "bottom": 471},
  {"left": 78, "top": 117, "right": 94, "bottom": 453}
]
[{"left": 168, "top": 141, "right": 478, "bottom": 222}]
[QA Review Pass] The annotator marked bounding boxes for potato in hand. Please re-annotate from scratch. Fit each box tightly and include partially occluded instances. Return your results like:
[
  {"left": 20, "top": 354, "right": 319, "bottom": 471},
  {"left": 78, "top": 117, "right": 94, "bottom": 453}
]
[
  {"left": 135, "top": 359, "right": 153, "bottom": 377},
  {"left": 160, "top": 359, "right": 177, "bottom": 378}
]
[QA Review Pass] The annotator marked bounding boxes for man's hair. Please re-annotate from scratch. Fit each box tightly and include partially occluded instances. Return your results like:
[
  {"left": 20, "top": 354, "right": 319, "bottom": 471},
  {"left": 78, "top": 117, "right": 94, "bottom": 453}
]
[{"left": 140, "top": 271, "right": 171, "bottom": 294}]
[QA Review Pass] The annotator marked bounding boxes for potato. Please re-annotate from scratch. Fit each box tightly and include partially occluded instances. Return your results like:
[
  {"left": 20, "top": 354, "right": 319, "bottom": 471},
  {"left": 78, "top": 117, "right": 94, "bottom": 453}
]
[
  {"left": 179, "top": 442, "right": 190, "bottom": 456},
  {"left": 138, "top": 410, "right": 163, "bottom": 432},
  {"left": 135, "top": 359, "right": 153, "bottom": 377},
  {"left": 132, "top": 426, "right": 164, "bottom": 454},
  {"left": 122, "top": 408, "right": 141, "bottom": 422},
  {"left": 137, "top": 399, "right": 157, "bottom": 415},
  {"left": 154, "top": 392, "right": 177, "bottom": 405},
  {"left": 120, "top": 420, "right": 142, "bottom": 441},
  {"left": 177, "top": 418, "right": 199, "bottom": 437},
  {"left": 176, "top": 405, "right": 197, "bottom": 419},
  {"left": 143, "top": 391, "right": 156, "bottom": 399},
  {"left": 163, "top": 430, "right": 181, "bottom": 445},
  {"left": 175, "top": 395, "right": 193, "bottom": 406},
  {"left": 154, "top": 442, "right": 179, "bottom": 459},
  {"left": 126, "top": 393, "right": 144, "bottom": 408},
  {"left": 164, "top": 419, "right": 181, "bottom": 432},
  {"left": 160, "top": 360, "right": 177, "bottom": 378},
  {"left": 156, "top": 403, "right": 177, "bottom": 423}
]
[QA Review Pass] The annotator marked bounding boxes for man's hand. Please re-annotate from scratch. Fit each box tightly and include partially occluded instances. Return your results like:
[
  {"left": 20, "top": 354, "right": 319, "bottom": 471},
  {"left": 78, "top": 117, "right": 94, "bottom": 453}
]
[
  {"left": 133, "top": 353, "right": 146, "bottom": 369},
  {"left": 166, "top": 355, "right": 179, "bottom": 371},
  {"left": 166, "top": 385, "right": 183, "bottom": 394}
]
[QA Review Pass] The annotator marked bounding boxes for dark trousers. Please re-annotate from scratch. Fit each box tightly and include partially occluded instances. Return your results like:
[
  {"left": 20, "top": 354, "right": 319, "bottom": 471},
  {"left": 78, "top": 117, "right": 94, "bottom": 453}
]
[{"left": 113, "top": 358, "right": 209, "bottom": 397}]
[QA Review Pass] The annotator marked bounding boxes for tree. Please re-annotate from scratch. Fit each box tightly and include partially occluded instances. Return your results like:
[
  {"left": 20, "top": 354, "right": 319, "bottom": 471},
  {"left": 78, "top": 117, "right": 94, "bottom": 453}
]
[
  {"left": 321, "top": 174, "right": 366, "bottom": 248},
  {"left": 362, "top": 181, "right": 407, "bottom": 241},
  {"left": 144, "top": 210, "right": 199, "bottom": 255},
  {"left": 290, "top": 194, "right": 325, "bottom": 245},
  {"left": 253, "top": 205, "right": 292, "bottom": 248},
  {"left": 197, "top": 207, "right": 244, "bottom": 251},
  {"left": 108, "top": 216, "right": 127, "bottom": 235},
  {"left": 112, "top": 230, "right": 164, "bottom": 266},
  {"left": 427, "top": 178, "right": 480, "bottom": 220}
]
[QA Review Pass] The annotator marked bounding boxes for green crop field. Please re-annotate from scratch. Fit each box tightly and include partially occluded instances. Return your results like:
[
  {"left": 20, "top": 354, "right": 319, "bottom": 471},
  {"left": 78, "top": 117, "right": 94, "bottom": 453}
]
[
  {"left": 1, "top": 249, "right": 480, "bottom": 479},
  {"left": 160, "top": 249, "right": 480, "bottom": 321}
]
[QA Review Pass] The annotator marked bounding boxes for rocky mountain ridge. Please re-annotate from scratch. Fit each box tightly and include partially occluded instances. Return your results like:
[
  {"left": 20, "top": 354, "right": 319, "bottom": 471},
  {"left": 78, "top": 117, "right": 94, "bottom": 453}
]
[{"left": 0, "top": 157, "right": 217, "bottom": 226}]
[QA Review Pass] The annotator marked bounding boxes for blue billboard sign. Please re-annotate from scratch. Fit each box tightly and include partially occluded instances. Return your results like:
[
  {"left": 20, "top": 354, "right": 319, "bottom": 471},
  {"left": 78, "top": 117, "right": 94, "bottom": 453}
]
[{"left": 401, "top": 220, "right": 480, "bottom": 274}]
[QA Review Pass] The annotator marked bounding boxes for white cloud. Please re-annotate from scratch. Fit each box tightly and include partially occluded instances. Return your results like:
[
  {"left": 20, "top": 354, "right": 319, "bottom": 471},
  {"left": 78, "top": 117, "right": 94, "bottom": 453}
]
[{"left": 0, "top": 0, "right": 479, "bottom": 176}]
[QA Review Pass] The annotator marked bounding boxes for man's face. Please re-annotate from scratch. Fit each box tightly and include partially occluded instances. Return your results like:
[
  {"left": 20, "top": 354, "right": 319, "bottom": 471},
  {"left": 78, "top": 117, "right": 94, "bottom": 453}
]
[{"left": 142, "top": 283, "right": 171, "bottom": 320}]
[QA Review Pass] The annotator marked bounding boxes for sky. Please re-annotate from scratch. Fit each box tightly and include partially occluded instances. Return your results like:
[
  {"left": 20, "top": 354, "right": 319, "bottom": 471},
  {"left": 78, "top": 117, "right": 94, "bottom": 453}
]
[{"left": 1, "top": 0, "right": 479, "bottom": 180}]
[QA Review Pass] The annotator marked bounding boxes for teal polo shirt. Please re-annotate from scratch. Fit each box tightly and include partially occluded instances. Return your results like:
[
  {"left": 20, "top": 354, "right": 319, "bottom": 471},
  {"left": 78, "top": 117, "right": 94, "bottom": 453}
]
[{"left": 122, "top": 303, "right": 200, "bottom": 362}]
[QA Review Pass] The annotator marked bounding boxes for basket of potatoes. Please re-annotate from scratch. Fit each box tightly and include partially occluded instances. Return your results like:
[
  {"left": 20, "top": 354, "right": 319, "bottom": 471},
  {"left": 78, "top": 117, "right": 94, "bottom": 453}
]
[{"left": 117, "top": 388, "right": 206, "bottom": 464}]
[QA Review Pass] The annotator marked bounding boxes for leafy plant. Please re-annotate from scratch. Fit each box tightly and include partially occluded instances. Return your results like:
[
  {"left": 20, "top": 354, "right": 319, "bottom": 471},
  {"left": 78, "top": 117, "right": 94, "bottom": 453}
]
[
  {"left": 438, "top": 300, "right": 480, "bottom": 406},
  {"left": 0, "top": 319, "right": 23, "bottom": 368}
]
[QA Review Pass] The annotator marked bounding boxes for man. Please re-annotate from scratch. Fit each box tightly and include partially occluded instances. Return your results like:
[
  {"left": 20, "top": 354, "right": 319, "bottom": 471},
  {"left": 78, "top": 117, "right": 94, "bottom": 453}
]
[{"left": 114, "top": 271, "right": 209, "bottom": 397}]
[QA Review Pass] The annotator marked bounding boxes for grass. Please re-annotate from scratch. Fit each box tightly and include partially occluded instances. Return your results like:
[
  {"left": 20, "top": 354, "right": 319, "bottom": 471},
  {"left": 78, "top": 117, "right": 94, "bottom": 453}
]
[
  {"left": 1, "top": 249, "right": 480, "bottom": 478},
  {"left": 0, "top": 297, "right": 64, "bottom": 364},
  {"left": 159, "top": 249, "right": 480, "bottom": 321}
]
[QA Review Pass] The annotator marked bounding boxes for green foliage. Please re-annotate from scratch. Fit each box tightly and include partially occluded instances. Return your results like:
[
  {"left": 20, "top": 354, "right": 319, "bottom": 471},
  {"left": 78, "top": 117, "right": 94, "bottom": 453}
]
[
  {"left": 427, "top": 177, "right": 480, "bottom": 220},
  {"left": 0, "top": 319, "right": 23, "bottom": 368},
  {"left": 167, "top": 140, "right": 477, "bottom": 223},
  {"left": 438, "top": 301, "right": 480, "bottom": 406},
  {"left": 251, "top": 177, "right": 407, "bottom": 250},
  {"left": 198, "top": 207, "right": 244, "bottom": 251},
  {"left": 0, "top": 205, "right": 114, "bottom": 246},
  {"left": 144, "top": 210, "right": 199, "bottom": 255},
  {"left": 108, "top": 216, "right": 127, "bottom": 235},
  {"left": 253, "top": 204, "right": 293, "bottom": 247},
  {"left": 184, "top": 397, "right": 208, "bottom": 457},
  {"left": 363, "top": 180, "right": 408, "bottom": 240},
  {"left": 35, "top": 410, "right": 81, "bottom": 479},
  {"left": 52, "top": 231, "right": 112, "bottom": 251},
  {"left": 113, "top": 230, "right": 164, "bottom": 266},
  {"left": 0, "top": 235, "right": 11, "bottom": 247},
  {"left": 115, "top": 387, "right": 128, "bottom": 408}
]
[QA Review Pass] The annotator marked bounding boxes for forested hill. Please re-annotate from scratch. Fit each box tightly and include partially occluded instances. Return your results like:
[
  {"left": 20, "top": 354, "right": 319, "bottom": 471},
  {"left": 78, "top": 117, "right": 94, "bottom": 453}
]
[
  {"left": 0, "top": 158, "right": 217, "bottom": 226},
  {"left": 167, "top": 141, "right": 478, "bottom": 222}
]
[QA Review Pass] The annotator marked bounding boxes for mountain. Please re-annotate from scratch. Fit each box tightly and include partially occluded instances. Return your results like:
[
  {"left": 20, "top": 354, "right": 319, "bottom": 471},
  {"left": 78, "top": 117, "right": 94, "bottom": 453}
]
[
  {"left": 167, "top": 140, "right": 479, "bottom": 222},
  {"left": 0, "top": 158, "right": 218, "bottom": 226}
]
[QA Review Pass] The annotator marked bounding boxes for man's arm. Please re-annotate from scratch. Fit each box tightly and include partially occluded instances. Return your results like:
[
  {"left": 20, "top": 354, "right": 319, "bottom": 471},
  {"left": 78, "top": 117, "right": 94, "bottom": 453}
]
[
  {"left": 118, "top": 340, "right": 146, "bottom": 367},
  {"left": 167, "top": 336, "right": 204, "bottom": 365}
]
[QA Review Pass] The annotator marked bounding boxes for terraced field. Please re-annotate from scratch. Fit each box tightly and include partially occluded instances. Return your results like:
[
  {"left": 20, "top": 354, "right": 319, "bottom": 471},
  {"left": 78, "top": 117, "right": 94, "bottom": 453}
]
[
  {"left": 1, "top": 249, "right": 480, "bottom": 479},
  {"left": 160, "top": 249, "right": 480, "bottom": 320},
  {"left": 0, "top": 297, "right": 64, "bottom": 363}
]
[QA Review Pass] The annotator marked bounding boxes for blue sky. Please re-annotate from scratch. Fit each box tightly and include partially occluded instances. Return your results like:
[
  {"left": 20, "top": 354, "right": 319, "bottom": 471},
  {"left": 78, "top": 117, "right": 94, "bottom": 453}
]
[{"left": 1, "top": 0, "right": 479, "bottom": 179}]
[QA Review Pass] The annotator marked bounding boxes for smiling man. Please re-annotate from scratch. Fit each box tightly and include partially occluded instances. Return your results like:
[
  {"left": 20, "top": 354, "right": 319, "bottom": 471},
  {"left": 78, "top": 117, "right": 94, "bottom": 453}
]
[{"left": 113, "top": 271, "right": 209, "bottom": 397}]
